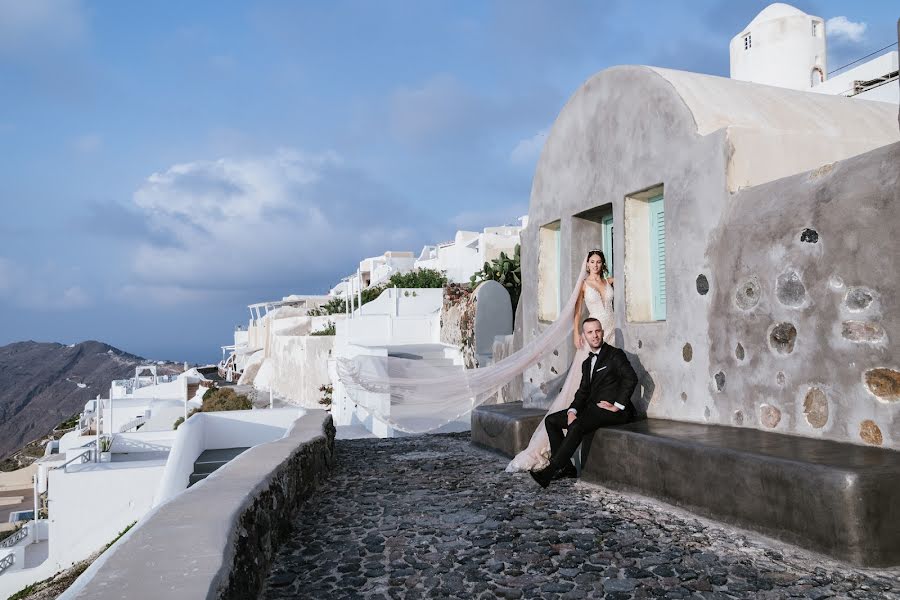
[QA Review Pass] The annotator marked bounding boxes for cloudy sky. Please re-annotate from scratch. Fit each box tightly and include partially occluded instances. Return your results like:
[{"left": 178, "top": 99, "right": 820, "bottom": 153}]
[{"left": 0, "top": 0, "right": 896, "bottom": 363}]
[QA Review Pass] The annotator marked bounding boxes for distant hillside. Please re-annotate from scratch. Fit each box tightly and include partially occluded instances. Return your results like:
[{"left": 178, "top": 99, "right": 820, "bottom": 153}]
[{"left": 0, "top": 340, "right": 181, "bottom": 461}]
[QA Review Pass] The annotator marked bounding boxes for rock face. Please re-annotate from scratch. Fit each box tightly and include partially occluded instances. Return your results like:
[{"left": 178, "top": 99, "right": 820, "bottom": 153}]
[{"left": 0, "top": 341, "right": 169, "bottom": 461}]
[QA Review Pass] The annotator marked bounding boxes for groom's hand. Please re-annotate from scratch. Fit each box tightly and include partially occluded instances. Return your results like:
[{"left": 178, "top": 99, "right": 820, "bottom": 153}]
[
  {"left": 598, "top": 401, "right": 619, "bottom": 412},
  {"left": 567, "top": 412, "right": 576, "bottom": 426}
]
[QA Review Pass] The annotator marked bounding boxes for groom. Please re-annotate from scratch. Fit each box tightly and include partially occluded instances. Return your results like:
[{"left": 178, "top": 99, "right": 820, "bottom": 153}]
[{"left": 530, "top": 317, "right": 638, "bottom": 488}]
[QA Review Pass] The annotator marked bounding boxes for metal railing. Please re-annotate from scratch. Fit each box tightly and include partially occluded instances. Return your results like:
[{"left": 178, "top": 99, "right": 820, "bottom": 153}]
[
  {"left": 119, "top": 416, "right": 147, "bottom": 433},
  {"left": 0, "top": 551, "right": 13, "bottom": 575},
  {"left": 0, "top": 526, "right": 28, "bottom": 549}
]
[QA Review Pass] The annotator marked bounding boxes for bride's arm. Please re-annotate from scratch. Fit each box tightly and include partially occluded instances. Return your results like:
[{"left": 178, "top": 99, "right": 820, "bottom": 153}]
[{"left": 573, "top": 285, "right": 585, "bottom": 349}]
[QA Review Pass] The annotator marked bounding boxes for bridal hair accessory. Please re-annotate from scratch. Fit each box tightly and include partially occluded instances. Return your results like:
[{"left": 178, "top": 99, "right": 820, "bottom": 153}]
[{"left": 336, "top": 269, "right": 589, "bottom": 433}]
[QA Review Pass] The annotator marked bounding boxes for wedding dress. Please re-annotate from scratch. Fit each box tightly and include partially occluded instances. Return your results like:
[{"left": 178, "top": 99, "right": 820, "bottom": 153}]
[{"left": 505, "top": 278, "right": 614, "bottom": 472}]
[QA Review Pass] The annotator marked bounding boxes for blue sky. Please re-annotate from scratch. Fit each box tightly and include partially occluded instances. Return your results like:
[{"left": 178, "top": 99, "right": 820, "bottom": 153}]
[{"left": 0, "top": 0, "right": 896, "bottom": 363}]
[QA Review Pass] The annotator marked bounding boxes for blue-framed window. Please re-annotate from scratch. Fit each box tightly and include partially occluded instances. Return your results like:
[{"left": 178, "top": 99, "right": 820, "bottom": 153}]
[{"left": 602, "top": 215, "right": 614, "bottom": 277}]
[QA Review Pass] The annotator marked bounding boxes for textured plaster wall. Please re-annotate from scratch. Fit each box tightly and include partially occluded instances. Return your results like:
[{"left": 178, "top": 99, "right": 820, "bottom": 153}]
[
  {"left": 705, "top": 143, "right": 899, "bottom": 448},
  {"left": 517, "top": 64, "right": 900, "bottom": 449}
]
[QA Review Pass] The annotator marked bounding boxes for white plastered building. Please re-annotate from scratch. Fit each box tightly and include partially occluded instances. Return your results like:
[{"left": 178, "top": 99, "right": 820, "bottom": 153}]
[{"left": 730, "top": 3, "right": 898, "bottom": 104}]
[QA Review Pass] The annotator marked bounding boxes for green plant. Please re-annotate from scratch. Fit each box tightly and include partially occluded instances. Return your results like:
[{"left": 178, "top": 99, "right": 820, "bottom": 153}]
[
  {"left": 173, "top": 408, "right": 201, "bottom": 430},
  {"left": 99, "top": 436, "right": 112, "bottom": 453},
  {"left": 103, "top": 521, "right": 136, "bottom": 552},
  {"left": 318, "top": 384, "right": 333, "bottom": 408},
  {"left": 470, "top": 244, "right": 521, "bottom": 313},
  {"left": 310, "top": 322, "right": 336, "bottom": 336},
  {"left": 387, "top": 268, "right": 447, "bottom": 289},
  {"left": 200, "top": 387, "right": 252, "bottom": 412},
  {"left": 307, "top": 297, "right": 347, "bottom": 316}
]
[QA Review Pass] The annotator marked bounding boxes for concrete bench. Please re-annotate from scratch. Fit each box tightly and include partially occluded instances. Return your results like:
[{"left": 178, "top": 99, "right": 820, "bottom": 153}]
[
  {"left": 470, "top": 404, "right": 900, "bottom": 567},
  {"left": 471, "top": 402, "right": 547, "bottom": 457}
]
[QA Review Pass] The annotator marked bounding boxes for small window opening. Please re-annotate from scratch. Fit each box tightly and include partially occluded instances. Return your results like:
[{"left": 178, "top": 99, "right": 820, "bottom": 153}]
[
  {"left": 538, "top": 220, "right": 562, "bottom": 322},
  {"left": 743, "top": 34, "right": 752, "bottom": 50},
  {"left": 811, "top": 67, "right": 824, "bottom": 87}
]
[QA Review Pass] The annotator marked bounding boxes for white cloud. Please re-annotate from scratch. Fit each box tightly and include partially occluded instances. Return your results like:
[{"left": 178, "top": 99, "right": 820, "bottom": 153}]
[
  {"left": 73, "top": 133, "right": 102, "bottom": 154},
  {"left": 0, "top": 0, "right": 87, "bottom": 56},
  {"left": 826, "top": 16, "right": 867, "bottom": 44},
  {"left": 125, "top": 148, "right": 437, "bottom": 304},
  {"left": 509, "top": 128, "right": 548, "bottom": 167},
  {"left": 0, "top": 257, "right": 92, "bottom": 310}
]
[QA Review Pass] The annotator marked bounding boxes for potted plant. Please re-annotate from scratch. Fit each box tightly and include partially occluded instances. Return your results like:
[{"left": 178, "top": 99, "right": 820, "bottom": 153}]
[{"left": 99, "top": 435, "right": 112, "bottom": 463}]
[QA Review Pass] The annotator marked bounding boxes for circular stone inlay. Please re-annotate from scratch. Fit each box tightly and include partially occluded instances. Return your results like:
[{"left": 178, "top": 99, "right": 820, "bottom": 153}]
[
  {"left": 845, "top": 287, "right": 874, "bottom": 312},
  {"left": 841, "top": 321, "right": 885, "bottom": 343},
  {"left": 803, "top": 387, "right": 829, "bottom": 428},
  {"left": 800, "top": 228, "right": 819, "bottom": 243},
  {"left": 863, "top": 368, "right": 900, "bottom": 402},
  {"left": 769, "top": 322, "right": 797, "bottom": 355},
  {"left": 682, "top": 343, "right": 693, "bottom": 362},
  {"left": 760, "top": 404, "right": 782, "bottom": 428},
  {"left": 734, "top": 276, "right": 761, "bottom": 310},
  {"left": 735, "top": 343, "right": 745, "bottom": 361},
  {"left": 696, "top": 274, "right": 710, "bottom": 295},
  {"left": 733, "top": 410, "right": 744, "bottom": 425},
  {"left": 680, "top": 392, "right": 688, "bottom": 402},
  {"left": 776, "top": 270, "right": 806, "bottom": 307},
  {"left": 859, "top": 420, "right": 883, "bottom": 446},
  {"left": 714, "top": 371, "right": 726, "bottom": 392}
]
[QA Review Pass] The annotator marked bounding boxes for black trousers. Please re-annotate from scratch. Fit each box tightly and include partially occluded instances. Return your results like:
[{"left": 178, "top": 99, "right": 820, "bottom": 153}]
[{"left": 545, "top": 405, "right": 629, "bottom": 469}]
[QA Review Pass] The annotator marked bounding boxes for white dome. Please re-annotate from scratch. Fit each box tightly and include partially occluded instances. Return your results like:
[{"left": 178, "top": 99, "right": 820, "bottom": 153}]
[{"left": 747, "top": 3, "right": 808, "bottom": 28}]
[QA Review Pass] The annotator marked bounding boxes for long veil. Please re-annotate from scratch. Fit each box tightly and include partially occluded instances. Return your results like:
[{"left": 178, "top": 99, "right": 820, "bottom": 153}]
[{"left": 335, "top": 269, "right": 587, "bottom": 433}]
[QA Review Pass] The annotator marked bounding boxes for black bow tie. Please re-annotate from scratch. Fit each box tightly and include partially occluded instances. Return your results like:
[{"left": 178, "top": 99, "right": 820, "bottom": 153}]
[{"left": 589, "top": 352, "right": 599, "bottom": 358}]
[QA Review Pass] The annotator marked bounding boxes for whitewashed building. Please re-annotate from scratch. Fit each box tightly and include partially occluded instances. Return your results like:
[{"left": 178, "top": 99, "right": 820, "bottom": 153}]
[
  {"left": 730, "top": 3, "right": 898, "bottom": 104},
  {"left": 415, "top": 221, "right": 525, "bottom": 284}
]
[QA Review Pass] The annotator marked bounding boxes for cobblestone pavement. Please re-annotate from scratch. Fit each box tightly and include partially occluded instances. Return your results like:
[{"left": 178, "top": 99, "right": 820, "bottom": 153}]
[{"left": 261, "top": 433, "right": 900, "bottom": 599}]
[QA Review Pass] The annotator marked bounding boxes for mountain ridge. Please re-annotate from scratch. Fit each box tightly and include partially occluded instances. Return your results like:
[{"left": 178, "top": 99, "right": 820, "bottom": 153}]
[{"left": 0, "top": 340, "right": 182, "bottom": 461}]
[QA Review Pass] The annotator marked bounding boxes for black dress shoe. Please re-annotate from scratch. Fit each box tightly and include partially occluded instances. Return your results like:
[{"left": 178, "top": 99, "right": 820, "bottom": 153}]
[
  {"left": 553, "top": 462, "right": 578, "bottom": 480},
  {"left": 529, "top": 465, "right": 556, "bottom": 488}
]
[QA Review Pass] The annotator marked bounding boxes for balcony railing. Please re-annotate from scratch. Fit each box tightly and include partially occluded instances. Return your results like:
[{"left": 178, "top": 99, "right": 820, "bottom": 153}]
[
  {"left": 0, "top": 551, "right": 13, "bottom": 575},
  {"left": 0, "top": 525, "right": 28, "bottom": 549}
]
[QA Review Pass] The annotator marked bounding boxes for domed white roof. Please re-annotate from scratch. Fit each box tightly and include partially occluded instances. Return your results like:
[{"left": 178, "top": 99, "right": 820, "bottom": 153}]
[{"left": 747, "top": 3, "right": 808, "bottom": 28}]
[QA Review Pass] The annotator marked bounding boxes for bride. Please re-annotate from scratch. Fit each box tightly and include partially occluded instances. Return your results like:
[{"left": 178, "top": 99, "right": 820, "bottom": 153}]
[{"left": 506, "top": 249, "right": 614, "bottom": 472}]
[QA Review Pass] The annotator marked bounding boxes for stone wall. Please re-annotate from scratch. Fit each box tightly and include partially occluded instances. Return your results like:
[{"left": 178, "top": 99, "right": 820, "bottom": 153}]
[
  {"left": 703, "top": 143, "right": 899, "bottom": 448},
  {"left": 61, "top": 411, "right": 335, "bottom": 600}
]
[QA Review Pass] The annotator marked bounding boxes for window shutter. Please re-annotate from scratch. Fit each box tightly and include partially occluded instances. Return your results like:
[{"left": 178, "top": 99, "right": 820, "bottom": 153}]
[
  {"left": 649, "top": 196, "right": 666, "bottom": 320},
  {"left": 602, "top": 215, "right": 614, "bottom": 277}
]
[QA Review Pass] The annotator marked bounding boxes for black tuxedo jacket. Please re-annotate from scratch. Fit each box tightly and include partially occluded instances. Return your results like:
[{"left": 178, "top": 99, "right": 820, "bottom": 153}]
[{"left": 568, "top": 344, "right": 639, "bottom": 420}]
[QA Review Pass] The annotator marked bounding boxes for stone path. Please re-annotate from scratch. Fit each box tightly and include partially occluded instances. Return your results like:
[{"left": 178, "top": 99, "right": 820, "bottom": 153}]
[{"left": 261, "top": 433, "right": 900, "bottom": 599}]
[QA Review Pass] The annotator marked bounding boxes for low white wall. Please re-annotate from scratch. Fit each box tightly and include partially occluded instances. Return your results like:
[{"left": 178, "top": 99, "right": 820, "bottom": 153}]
[
  {"left": 126, "top": 379, "right": 186, "bottom": 401},
  {"left": 359, "top": 288, "right": 442, "bottom": 317},
  {"left": 336, "top": 314, "right": 441, "bottom": 347},
  {"left": 254, "top": 335, "right": 334, "bottom": 407},
  {"left": 110, "top": 430, "right": 176, "bottom": 454},
  {"left": 47, "top": 462, "right": 165, "bottom": 573},
  {"left": 152, "top": 414, "right": 205, "bottom": 508},
  {"left": 152, "top": 408, "right": 305, "bottom": 507}
]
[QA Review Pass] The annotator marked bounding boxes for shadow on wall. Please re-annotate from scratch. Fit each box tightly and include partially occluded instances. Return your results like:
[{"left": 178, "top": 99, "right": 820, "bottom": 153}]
[
  {"left": 624, "top": 351, "right": 656, "bottom": 418},
  {"left": 615, "top": 327, "right": 655, "bottom": 417}
]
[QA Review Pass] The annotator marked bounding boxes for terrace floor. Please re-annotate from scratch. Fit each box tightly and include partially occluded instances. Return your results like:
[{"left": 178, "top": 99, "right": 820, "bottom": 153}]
[{"left": 261, "top": 433, "right": 900, "bottom": 599}]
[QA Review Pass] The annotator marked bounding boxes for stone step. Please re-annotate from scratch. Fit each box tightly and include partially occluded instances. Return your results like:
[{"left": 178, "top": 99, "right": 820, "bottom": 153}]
[
  {"left": 192, "top": 447, "right": 249, "bottom": 475},
  {"left": 188, "top": 472, "right": 209, "bottom": 486}
]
